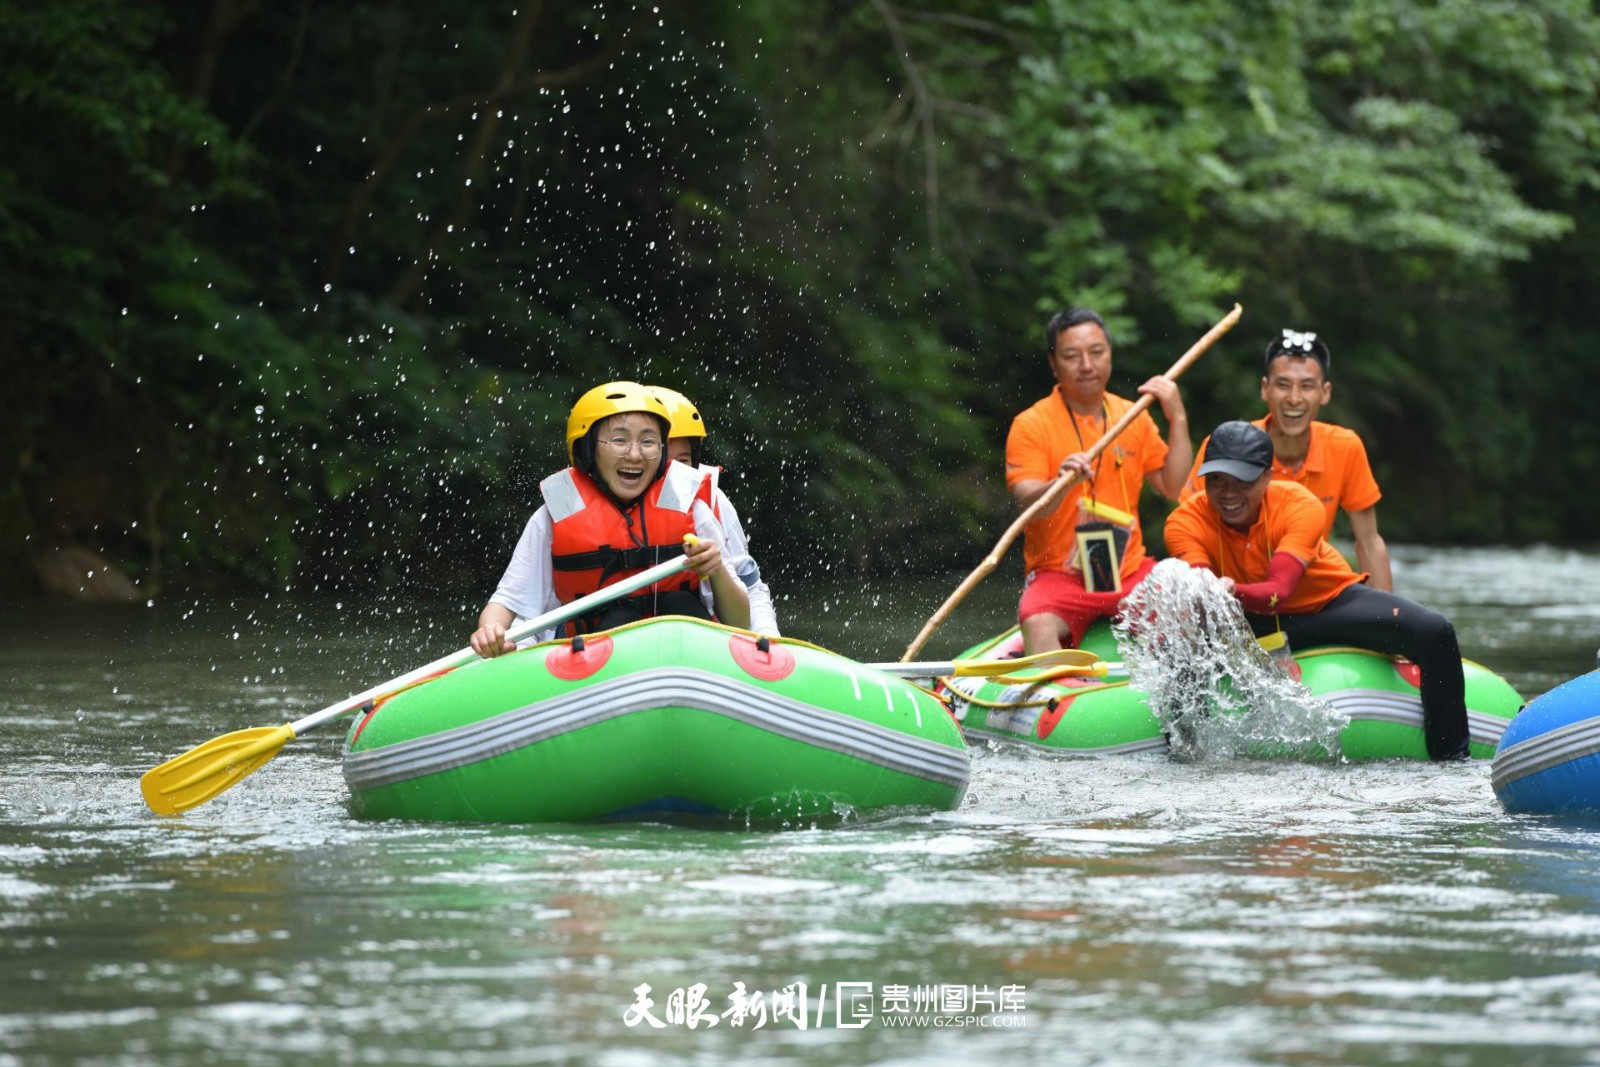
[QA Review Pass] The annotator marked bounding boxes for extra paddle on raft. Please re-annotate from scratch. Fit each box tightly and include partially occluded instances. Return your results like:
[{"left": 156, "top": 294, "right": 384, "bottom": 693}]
[
  {"left": 872, "top": 647, "right": 1105, "bottom": 680},
  {"left": 141, "top": 549, "right": 701, "bottom": 816},
  {"left": 899, "top": 303, "right": 1244, "bottom": 663}
]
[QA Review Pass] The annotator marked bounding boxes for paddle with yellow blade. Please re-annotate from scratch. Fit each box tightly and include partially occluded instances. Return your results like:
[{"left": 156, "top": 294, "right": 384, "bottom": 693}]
[
  {"left": 141, "top": 549, "right": 701, "bottom": 816},
  {"left": 872, "top": 646, "right": 1105, "bottom": 681}
]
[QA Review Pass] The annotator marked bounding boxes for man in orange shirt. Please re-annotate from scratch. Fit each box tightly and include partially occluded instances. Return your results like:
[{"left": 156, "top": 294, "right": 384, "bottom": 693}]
[
  {"left": 1166, "top": 421, "right": 1469, "bottom": 761},
  {"left": 1006, "top": 307, "right": 1192, "bottom": 653},
  {"left": 1181, "top": 329, "right": 1392, "bottom": 589}
]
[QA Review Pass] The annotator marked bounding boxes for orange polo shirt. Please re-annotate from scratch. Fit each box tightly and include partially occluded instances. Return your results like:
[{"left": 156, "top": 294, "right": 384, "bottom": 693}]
[
  {"left": 1179, "top": 418, "right": 1381, "bottom": 537},
  {"left": 1165, "top": 480, "right": 1363, "bottom": 614},
  {"left": 1005, "top": 388, "right": 1169, "bottom": 578}
]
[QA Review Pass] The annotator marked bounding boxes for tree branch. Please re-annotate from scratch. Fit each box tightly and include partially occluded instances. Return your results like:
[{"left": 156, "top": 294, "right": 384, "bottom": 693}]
[
  {"left": 900, "top": 8, "right": 1024, "bottom": 46},
  {"left": 135, "top": 0, "right": 263, "bottom": 267},
  {"left": 326, "top": 2, "right": 662, "bottom": 298},
  {"left": 871, "top": 0, "right": 942, "bottom": 255},
  {"left": 240, "top": 0, "right": 313, "bottom": 143},
  {"left": 379, "top": 1, "right": 546, "bottom": 307}
]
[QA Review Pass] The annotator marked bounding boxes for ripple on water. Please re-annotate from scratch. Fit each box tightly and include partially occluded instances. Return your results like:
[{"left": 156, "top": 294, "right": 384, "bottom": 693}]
[
  {"left": 5, "top": 557, "right": 1600, "bottom": 1066},
  {"left": 683, "top": 875, "right": 838, "bottom": 895}
]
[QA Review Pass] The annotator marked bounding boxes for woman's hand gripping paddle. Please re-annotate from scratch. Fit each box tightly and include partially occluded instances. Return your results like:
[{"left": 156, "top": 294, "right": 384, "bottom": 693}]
[{"left": 140, "top": 548, "right": 699, "bottom": 815}]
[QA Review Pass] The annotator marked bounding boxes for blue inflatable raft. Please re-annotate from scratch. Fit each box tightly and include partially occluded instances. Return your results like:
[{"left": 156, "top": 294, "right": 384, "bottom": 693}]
[{"left": 1492, "top": 670, "right": 1600, "bottom": 815}]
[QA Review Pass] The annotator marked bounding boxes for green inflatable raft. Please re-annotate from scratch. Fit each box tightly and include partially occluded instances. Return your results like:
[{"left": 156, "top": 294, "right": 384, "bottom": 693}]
[
  {"left": 945, "top": 622, "right": 1522, "bottom": 760},
  {"left": 342, "top": 617, "right": 969, "bottom": 824}
]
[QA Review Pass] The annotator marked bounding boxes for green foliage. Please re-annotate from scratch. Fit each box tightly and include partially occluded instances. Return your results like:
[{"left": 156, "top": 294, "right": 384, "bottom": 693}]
[{"left": 4, "top": 0, "right": 1600, "bottom": 604}]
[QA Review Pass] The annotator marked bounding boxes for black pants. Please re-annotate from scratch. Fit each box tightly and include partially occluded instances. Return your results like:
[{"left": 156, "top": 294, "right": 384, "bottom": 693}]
[{"left": 1245, "top": 584, "right": 1470, "bottom": 761}]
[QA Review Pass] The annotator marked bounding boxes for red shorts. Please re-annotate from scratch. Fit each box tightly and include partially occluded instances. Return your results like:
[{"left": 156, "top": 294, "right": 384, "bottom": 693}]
[{"left": 1017, "top": 558, "right": 1156, "bottom": 648}]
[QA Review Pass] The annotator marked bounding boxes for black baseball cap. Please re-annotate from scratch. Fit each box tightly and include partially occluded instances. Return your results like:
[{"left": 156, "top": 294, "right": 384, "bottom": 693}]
[{"left": 1196, "top": 421, "right": 1273, "bottom": 482}]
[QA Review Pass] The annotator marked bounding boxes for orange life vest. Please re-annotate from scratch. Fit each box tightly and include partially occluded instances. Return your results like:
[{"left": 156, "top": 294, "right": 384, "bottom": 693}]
[
  {"left": 542, "top": 461, "right": 711, "bottom": 630},
  {"left": 699, "top": 463, "right": 723, "bottom": 521}
]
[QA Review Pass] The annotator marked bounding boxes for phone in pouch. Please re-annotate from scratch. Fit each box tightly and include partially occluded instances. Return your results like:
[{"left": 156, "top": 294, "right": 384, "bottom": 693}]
[
  {"left": 1075, "top": 523, "right": 1124, "bottom": 593},
  {"left": 1073, "top": 498, "right": 1135, "bottom": 593}
]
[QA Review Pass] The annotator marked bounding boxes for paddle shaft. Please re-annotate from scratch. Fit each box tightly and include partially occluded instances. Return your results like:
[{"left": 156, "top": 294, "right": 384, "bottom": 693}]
[
  {"left": 899, "top": 303, "right": 1243, "bottom": 662},
  {"left": 286, "top": 553, "right": 695, "bottom": 737},
  {"left": 877, "top": 660, "right": 1130, "bottom": 680},
  {"left": 871, "top": 645, "right": 1100, "bottom": 678}
]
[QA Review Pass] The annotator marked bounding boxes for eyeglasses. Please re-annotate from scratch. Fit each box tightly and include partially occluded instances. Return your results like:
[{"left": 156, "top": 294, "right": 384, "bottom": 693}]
[{"left": 600, "top": 435, "right": 662, "bottom": 456}]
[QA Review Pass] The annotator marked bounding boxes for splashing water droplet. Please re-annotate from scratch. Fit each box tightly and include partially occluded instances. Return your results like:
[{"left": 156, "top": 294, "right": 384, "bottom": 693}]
[{"left": 1114, "top": 559, "right": 1348, "bottom": 762}]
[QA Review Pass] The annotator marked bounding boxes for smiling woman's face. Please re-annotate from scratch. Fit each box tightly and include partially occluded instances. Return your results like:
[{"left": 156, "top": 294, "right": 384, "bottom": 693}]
[{"left": 592, "top": 413, "right": 665, "bottom": 502}]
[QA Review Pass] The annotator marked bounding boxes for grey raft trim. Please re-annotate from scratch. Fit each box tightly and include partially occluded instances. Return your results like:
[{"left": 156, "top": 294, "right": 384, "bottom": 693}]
[
  {"left": 1321, "top": 689, "right": 1511, "bottom": 748},
  {"left": 343, "top": 667, "right": 971, "bottom": 793},
  {"left": 954, "top": 686, "right": 1506, "bottom": 755},
  {"left": 1490, "top": 713, "right": 1600, "bottom": 793}
]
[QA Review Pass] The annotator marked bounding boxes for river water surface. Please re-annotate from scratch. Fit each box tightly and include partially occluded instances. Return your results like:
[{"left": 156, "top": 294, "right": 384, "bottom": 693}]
[{"left": 4, "top": 546, "right": 1600, "bottom": 1066}]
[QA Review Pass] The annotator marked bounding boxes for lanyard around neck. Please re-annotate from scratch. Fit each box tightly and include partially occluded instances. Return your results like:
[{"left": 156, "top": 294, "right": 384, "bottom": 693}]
[{"left": 1067, "top": 399, "right": 1108, "bottom": 500}]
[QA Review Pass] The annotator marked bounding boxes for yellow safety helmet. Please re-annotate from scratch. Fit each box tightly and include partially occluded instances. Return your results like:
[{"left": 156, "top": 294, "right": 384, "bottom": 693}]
[
  {"left": 647, "top": 386, "right": 707, "bottom": 439},
  {"left": 565, "top": 381, "right": 671, "bottom": 465}
]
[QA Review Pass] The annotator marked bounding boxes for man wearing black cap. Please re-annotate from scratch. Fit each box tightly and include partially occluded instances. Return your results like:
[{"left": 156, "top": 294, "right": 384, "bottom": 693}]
[
  {"left": 1180, "top": 329, "right": 1392, "bottom": 590},
  {"left": 1165, "top": 421, "right": 1470, "bottom": 761}
]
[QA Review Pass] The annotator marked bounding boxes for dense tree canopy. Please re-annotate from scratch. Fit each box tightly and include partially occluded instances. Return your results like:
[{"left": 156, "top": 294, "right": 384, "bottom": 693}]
[{"left": 4, "top": 0, "right": 1598, "bottom": 600}]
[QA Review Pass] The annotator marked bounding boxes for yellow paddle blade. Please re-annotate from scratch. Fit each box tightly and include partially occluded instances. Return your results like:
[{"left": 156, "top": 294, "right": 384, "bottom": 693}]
[
  {"left": 140, "top": 724, "right": 296, "bottom": 815},
  {"left": 947, "top": 647, "right": 1101, "bottom": 677},
  {"left": 989, "top": 663, "right": 1111, "bottom": 687}
]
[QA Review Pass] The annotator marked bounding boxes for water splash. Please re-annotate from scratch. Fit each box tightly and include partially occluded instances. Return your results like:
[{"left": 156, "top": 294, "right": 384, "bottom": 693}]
[{"left": 1113, "top": 559, "right": 1349, "bottom": 762}]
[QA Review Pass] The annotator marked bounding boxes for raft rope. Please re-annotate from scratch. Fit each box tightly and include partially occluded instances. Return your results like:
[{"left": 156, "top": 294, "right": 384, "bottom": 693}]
[
  {"left": 479, "top": 614, "right": 982, "bottom": 713},
  {"left": 348, "top": 666, "right": 460, "bottom": 743},
  {"left": 349, "top": 614, "right": 1187, "bottom": 727}
]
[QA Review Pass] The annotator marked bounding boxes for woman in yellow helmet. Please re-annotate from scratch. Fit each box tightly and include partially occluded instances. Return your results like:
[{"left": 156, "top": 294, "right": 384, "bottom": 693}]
[
  {"left": 648, "top": 386, "right": 779, "bottom": 637},
  {"left": 469, "top": 382, "right": 750, "bottom": 657}
]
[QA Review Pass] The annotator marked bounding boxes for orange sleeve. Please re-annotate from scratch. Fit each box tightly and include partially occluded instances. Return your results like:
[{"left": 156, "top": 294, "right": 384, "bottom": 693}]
[
  {"left": 1203, "top": 482, "right": 1362, "bottom": 614},
  {"left": 1004, "top": 408, "right": 1054, "bottom": 490},
  {"left": 1271, "top": 484, "right": 1331, "bottom": 564},
  {"left": 1163, "top": 497, "right": 1217, "bottom": 568},
  {"left": 1133, "top": 409, "right": 1169, "bottom": 475},
  {"left": 1339, "top": 433, "right": 1382, "bottom": 513}
]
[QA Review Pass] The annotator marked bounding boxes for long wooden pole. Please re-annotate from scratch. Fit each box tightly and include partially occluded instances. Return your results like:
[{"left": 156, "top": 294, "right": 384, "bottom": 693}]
[{"left": 899, "top": 303, "right": 1243, "bottom": 662}]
